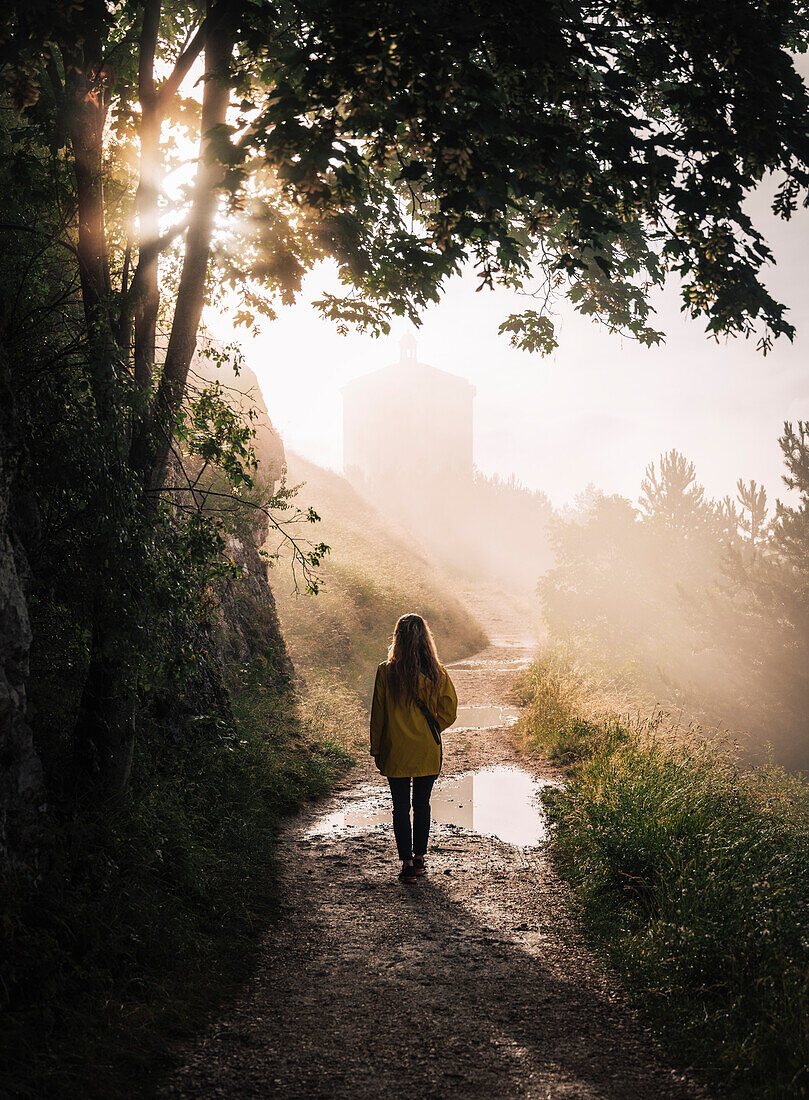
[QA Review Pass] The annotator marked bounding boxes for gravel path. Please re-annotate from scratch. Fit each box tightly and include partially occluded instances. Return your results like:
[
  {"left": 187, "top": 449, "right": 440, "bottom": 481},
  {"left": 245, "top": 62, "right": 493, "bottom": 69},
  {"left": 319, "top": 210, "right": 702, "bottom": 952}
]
[{"left": 162, "top": 591, "right": 705, "bottom": 1099}]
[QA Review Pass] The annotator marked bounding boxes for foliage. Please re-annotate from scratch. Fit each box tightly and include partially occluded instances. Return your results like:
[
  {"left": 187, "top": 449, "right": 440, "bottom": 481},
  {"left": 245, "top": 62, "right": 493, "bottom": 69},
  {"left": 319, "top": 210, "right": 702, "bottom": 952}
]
[
  {"left": 0, "top": 678, "right": 354, "bottom": 1100},
  {"left": 517, "top": 651, "right": 809, "bottom": 1098},
  {"left": 0, "top": 92, "right": 326, "bottom": 800},
  {"left": 4, "top": 0, "right": 809, "bottom": 382},
  {"left": 2, "top": 0, "right": 809, "bottom": 789},
  {"left": 226, "top": 0, "right": 809, "bottom": 351}
]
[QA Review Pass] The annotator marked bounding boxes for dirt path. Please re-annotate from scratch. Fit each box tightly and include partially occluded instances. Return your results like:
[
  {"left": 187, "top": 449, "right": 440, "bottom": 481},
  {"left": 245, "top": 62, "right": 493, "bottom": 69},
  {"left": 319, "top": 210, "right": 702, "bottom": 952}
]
[{"left": 163, "top": 591, "right": 704, "bottom": 1099}]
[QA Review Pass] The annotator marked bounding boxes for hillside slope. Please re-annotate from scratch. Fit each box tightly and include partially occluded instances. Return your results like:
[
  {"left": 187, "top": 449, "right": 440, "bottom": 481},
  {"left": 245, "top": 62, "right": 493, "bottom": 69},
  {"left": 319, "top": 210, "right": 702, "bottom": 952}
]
[{"left": 271, "top": 453, "right": 487, "bottom": 699}]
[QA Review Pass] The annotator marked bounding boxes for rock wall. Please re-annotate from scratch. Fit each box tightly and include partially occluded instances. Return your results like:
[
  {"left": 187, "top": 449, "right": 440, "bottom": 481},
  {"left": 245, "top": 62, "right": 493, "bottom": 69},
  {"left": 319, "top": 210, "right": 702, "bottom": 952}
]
[
  {"left": 213, "top": 531, "right": 293, "bottom": 688},
  {"left": 185, "top": 345, "right": 292, "bottom": 690},
  {"left": 0, "top": 346, "right": 45, "bottom": 881}
]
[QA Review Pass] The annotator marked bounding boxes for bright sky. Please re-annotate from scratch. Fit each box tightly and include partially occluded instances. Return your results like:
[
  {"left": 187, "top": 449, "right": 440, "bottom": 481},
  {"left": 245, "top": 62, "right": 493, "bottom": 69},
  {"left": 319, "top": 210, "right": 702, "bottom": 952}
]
[
  {"left": 174, "top": 30, "right": 809, "bottom": 519},
  {"left": 152, "top": 39, "right": 806, "bottom": 512},
  {"left": 208, "top": 176, "right": 809, "bottom": 512}
]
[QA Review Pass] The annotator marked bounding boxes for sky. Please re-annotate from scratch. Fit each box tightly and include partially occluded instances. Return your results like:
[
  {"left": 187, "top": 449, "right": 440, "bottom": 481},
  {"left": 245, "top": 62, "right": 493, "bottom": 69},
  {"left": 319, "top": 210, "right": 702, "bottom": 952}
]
[{"left": 207, "top": 182, "right": 809, "bottom": 512}]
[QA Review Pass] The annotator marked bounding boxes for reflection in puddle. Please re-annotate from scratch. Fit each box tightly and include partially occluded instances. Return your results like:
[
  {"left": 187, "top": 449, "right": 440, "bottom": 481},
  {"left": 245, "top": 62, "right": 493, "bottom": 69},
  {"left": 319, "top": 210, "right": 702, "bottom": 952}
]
[
  {"left": 308, "top": 766, "right": 549, "bottom": 847},
  {"left": 449, "top": 659, "right": 532, "bottom": 673},
  {"left": 451, "top": 705, "right": 520, "bottom": 730}
]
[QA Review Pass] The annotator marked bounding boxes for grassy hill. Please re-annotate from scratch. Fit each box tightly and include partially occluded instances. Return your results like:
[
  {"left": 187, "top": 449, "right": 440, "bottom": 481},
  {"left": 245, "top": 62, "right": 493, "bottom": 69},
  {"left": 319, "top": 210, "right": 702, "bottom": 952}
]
[{"left": 271, "top": 453, "right": 487, "bottom": 701}]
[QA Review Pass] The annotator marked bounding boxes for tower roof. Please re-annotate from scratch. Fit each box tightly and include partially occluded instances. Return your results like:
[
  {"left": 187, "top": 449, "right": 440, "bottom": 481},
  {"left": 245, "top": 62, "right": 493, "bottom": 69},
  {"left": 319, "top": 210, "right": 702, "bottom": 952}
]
[{"left": 341, "top": 344, "right": 476, "bottom": 397}]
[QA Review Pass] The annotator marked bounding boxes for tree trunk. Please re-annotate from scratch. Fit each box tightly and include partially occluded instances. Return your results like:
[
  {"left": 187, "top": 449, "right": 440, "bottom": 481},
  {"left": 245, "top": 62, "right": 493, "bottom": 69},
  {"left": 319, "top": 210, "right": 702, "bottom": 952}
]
[
  {"left": 131, "top": 112, "right": 162, "bottom": 393},
  {"left": 62, "top": 37, "right": 141, "bottom": 797},
  {"left": 0, "top": 346, "right": 46, "bottom": 881},
  {"left": 64, "top": 29, "right": 121, "bottom": 438},
  {"left": 69, "top": 8, "right": 234, "bottom": 795},
  {"left": 131, "top": 0, "right": 162, "bottom": 392},
  {"left": 133, "top": 14, "right": 235, "bottom": 493},
  {"left": 66, "top": 52, "right": 111, "bottom": 344}
]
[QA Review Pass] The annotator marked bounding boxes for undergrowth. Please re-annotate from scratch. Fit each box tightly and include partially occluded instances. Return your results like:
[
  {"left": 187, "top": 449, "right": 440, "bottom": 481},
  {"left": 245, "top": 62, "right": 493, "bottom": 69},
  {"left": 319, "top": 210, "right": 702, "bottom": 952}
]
[
  {"left": 515, "top": 651, "right": 809, "bottom": 1098},
  {"left": 1, "top": 680, "right": 355, "bottom": 1100}
]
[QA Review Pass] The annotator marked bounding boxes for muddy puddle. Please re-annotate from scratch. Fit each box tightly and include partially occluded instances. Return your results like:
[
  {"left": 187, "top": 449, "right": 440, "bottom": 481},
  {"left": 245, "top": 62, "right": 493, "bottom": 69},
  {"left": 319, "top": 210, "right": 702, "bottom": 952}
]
[
  {"left": 449, "top": 656, "right": 533, "bottom": 673},
  {"left": 307, "top": 765, "right": 551, "bottom": 848},
  {"left": 451, "top": 705, "right": 520, "bottom": 730}
]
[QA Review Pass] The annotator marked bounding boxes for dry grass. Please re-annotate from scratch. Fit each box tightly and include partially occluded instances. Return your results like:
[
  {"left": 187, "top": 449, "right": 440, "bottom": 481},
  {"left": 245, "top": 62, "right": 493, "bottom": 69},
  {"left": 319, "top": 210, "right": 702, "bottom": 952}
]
[{"left": 272, "top": 453, "right": 487, "bottom": 700}]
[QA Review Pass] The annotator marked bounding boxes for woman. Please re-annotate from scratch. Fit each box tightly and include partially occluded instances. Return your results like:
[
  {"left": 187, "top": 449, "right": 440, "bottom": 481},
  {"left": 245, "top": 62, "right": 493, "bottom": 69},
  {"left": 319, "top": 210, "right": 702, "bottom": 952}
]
[{"left": 370, "top": 613, "right": 458, "bottom": 884}]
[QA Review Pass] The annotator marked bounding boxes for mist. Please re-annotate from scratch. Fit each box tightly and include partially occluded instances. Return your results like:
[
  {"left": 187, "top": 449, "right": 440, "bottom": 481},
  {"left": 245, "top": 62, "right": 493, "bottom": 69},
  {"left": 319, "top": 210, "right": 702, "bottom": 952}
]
[
  {"left": 202, "top": 154, "right": 809, "bottom": 772},
  {"left": 323, "top": 329, "right": 809, "bottom": 770}
]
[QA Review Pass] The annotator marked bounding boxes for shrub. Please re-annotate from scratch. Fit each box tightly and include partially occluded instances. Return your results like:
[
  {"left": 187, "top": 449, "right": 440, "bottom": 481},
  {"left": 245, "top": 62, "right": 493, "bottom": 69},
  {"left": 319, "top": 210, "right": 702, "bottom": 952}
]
[{"left": 1, "top": 683, "right": 354, "bottom": 1099}]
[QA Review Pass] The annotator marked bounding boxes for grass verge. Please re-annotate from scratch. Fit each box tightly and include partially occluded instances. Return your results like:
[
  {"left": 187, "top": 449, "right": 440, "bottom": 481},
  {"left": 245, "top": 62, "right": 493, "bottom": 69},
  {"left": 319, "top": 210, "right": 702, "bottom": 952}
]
[
  {"left": 1, "top": 680, "right": 356, "bottom": 1100},
  {"left": 515, "top": 651, "right": 809, "bottom": 1098}
]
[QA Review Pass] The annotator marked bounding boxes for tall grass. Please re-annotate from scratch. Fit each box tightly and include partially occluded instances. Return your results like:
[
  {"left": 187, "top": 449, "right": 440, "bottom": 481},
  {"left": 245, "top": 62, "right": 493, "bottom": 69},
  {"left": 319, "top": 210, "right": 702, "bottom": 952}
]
[
  {"left": 516, "top": 652, "right": 809, "bottom": 1097},
  {"left": 1, "top": 681, "right": 355, "bottom": 1099}
]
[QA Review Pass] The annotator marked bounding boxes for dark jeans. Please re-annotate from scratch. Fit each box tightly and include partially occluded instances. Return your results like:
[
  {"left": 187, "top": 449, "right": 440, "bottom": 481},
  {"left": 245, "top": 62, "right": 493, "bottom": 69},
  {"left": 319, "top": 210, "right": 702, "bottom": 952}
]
[{"left": 387, "top": 775, "right": 438, "bottom": 861}]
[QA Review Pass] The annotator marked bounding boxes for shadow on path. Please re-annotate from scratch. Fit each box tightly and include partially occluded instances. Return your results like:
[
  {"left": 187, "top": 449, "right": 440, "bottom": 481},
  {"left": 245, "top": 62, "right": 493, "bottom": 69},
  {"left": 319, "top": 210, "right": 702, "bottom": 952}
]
[
  {"left": 163, "top": 603, "right": 703, "bottom": 1099},
  {"left": 163, "top": 825, "right": 701, "bottom": 1099}
]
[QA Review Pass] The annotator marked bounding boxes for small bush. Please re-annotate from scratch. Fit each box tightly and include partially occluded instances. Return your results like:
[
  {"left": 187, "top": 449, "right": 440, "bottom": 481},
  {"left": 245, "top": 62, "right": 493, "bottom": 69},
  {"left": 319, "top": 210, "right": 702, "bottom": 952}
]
[{"left": 513, "top": 650, "right": 630, "bottom": 763}]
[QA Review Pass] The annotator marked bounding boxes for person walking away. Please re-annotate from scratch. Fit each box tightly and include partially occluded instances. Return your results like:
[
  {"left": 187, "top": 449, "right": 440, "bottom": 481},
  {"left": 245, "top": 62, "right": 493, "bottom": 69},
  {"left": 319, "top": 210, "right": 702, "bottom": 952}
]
[{"left": 370, "top": 613, "right": 458, "bottom": 884}]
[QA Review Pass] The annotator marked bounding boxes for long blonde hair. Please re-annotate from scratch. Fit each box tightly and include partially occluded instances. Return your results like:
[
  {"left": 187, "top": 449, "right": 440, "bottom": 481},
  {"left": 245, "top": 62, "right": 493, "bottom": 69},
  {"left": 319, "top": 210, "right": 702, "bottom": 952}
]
[{"left": 386, "top": 613, "right": 442, "bottom": 708}]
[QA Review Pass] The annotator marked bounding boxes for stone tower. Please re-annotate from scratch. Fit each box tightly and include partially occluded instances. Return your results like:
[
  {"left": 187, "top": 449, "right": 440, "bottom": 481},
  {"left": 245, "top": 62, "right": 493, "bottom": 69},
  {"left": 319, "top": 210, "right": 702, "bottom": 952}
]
[{"left": 341, "top": 335, "right": 475, "bottom": 493}]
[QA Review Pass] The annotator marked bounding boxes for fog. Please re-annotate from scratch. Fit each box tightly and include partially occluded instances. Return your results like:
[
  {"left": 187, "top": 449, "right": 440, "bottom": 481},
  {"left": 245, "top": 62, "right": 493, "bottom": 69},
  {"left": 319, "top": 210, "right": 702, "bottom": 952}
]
[
  {"left": 210, "top": 176, "right": 809, "bottom": 512},
  {"left": 331, "top": 343, "right": 809, "bottom": 770},
  {"left": 208, "top": 166, "right": 809, "bottom": 771}
]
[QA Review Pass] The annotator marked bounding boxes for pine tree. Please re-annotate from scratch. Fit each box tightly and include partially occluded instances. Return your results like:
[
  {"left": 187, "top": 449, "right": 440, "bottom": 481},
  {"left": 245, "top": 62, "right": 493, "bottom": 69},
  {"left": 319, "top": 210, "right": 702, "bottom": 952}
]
[
  {"left": 736, "top": 479, "right": 769, "bottom": 548},
  {"left": 639, "top": 450, "right": 709, "bottom": 534},
  {"left": 773, "top": 422, "right": 809, "bottom": 573},
  {"left": 716, "top": 494, "right": 743, "bottom": 543}
]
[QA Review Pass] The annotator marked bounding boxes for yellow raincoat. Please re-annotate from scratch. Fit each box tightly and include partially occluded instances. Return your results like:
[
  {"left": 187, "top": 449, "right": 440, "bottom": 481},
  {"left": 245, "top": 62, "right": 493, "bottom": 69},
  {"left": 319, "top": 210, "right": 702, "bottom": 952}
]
[{"left": 370, "top": 662, "right": 458, "bottom": 778}]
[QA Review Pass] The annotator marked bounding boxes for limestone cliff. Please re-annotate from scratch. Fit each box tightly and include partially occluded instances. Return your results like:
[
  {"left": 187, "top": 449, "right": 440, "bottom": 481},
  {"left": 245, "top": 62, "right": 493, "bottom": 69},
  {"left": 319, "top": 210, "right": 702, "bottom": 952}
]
[{"left": 188, "top": 345, "right": 292, "bottom": 689}]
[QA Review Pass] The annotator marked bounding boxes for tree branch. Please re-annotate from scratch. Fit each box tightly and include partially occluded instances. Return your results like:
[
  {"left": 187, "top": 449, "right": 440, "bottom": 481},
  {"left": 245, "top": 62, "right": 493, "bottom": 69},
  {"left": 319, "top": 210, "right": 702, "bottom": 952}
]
[
  {"left": 157, "top": 15, "right": 211, "bottom": 108},
  {"left": 150, "top": 484, "right": 329, "bottom": 594}
]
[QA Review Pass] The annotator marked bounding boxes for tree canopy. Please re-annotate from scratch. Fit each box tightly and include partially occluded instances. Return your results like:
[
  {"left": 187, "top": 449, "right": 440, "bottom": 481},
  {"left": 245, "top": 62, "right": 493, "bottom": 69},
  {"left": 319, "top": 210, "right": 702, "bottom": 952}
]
[
  {"left": 5, "top": 0, "right": 809, "bottom": 391},
  {"left": 3, "top": 0, "right": 809, "bottom": 795}
]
